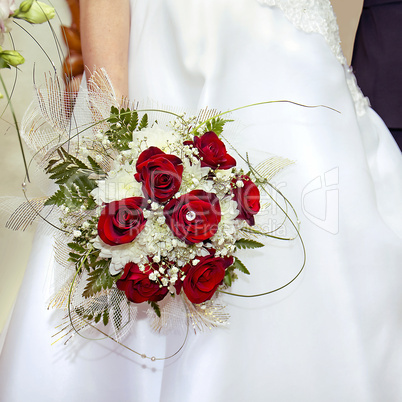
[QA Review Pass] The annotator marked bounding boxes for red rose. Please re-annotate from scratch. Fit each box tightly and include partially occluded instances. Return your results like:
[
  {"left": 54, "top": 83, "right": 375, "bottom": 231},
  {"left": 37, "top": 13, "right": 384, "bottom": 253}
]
[
  {"left": 116, "top": 262, "right": 168, "bottom": 303},
  {"left": 135, "top": 146, "right": 183, "bottom": 203},
  {"left": 231, "top": 175, "right": 260, "bottom": 226},
  {"left": 191, "top": 131, "right": 236, "bottom": 170},
  {"left": 163, "top": 190, "right": 221, "bottom": 244},
  {"left": 182, "top": 252, "right": 234, "bottom": 303},
  {"left": 98, "top": 197, "right": 147, "bottom": 245}
]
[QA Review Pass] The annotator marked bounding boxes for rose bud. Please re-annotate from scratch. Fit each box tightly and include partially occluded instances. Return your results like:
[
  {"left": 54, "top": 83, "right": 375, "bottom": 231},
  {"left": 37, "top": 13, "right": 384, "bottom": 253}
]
[
  {"left": 135, "top": 146, "right": 183, "bottom": 203},
  {"left": 163, "top": 190, "right": 221, "bottom": 244},
  {"left": 13, "top": 1, "right": 55, "bottom": 24},
  {"left": 97, "top": 197, "right": 147, "bottom": 245},
  {"left": 0, "top": 49, "right": 24, "bottom": 67},
  {"left": 231, "top": 175, "right": 260, "bottom": 226},
  {"left": 191, "top": 131, "right": 236, "bottom": 170}
]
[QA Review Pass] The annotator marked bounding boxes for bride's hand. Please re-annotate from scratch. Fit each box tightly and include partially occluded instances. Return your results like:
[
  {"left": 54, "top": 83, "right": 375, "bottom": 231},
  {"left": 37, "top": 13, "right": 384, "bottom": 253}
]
[{"left": 80, "top": 0, "right": 130, "bottom": 100}]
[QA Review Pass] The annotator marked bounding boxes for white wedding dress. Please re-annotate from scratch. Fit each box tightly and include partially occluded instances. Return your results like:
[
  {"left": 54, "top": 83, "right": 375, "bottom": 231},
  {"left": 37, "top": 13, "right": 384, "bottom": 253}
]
[{"left": 1, "top": 0, "right": 402, "bottom": 401}]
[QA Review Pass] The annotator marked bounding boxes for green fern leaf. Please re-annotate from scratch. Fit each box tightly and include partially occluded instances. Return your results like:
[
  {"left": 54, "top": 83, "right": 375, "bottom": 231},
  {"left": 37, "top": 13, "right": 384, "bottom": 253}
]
[
  {"left": 138, "top": 113, "right": 148, "bottom": 130},
  {"left": 235, "top": 238, "right": 264, "bottom": 250},
  {"left": 128, "top": 110, "right": 138, "bottom": 131},
  {"left": 224, "top": 270, "right": 233, "bottom": 287},
  {"left": 82, "top": 261, "right": 117, "bottom": 298},
  {"left": 232, "top": 257, "right": 250, "bottom": 275},
  {"left": 148, "top": 301, "right": 161, "bottom": 318},
  {"left": 204, "top": 117, "right": 233, "bottom": 135},
  {"left": 44, "top": 186, "right": 71, "bottom": 206},
  {"left": 66, "top": 153, "right": 90, "bottom": 170},
  {"left": 102, "top": 309, "right": 109, "bottom": 326},
  {"left": 87, "top": 156, "right": 104, "bottom": 175},
  {"left": 67, "top": 242, "right": 86, "bottom": 253}
]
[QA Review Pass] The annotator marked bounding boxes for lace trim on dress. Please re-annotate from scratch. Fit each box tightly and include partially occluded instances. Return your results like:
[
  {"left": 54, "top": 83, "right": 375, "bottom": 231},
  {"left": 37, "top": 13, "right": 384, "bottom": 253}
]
[{"left": 256, "top": 0, "right": 370, "bottom": 116}]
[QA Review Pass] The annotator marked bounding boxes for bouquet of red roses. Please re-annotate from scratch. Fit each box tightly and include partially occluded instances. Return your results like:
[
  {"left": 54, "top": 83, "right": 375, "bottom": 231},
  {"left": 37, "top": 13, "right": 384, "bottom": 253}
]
[
  {"left": 15, "top": 71, "right": 298, "bottom": 356},
  {"left": 46, "top": 105, "right": 262, "bottom": 316}
]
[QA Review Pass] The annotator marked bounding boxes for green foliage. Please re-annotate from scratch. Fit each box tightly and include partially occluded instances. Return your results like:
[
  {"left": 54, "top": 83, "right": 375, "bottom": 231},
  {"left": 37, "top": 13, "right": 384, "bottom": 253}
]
[
  {"left": 75, "top": 288, "right": 126, "bottom": 329},
  {"left": 67, "top": 242, "right": 86, "bottom": 254},
  {"left": 87, "top": 249, "right": 101, "bottom": 269},
  {"left": 148, "top": 301, "right": 161, "bottom": 318},
  {"left": 138, "top": 113, "right": 148, "bottom": 130},
  {"left": 235, "top": 238, "right": 264, "bottom": 250},
  {"left": 75, "top": 303, "right": 110, "bottom": 326},
  {"left": 106, "top": 106, "right": 149, "bottom": 151},
  {"left": 102, "top": 309, "right": 109, "bottom": 326},
  {"left": 223, "top": 267, "right": 237, "bottom": 287},
  {"left": 0, "top": 50, "right": 25, "bottom": 68},
  {"left": 82, "top": 260, "right": 119, "bottom": 299},
  {"left": 224, "top": 256, "right": 250, "bottom": 287},
  {"left": 232, "top": 257, "right": 250, "bottom": 275},
  {"left": 67, "top": 242, "right": 100, "bottom": 273},
  {"left": 0, "top": 58, "right": 11, "bottom": 69},
  {"left": 44, "top": 148, "right": 100, "bottom": 210},
  {"left": 204, "top": 117, "right": 233, "bottom": 136},
  {"left": 87, "top": 155, "right": 104, "bottom": 175}
]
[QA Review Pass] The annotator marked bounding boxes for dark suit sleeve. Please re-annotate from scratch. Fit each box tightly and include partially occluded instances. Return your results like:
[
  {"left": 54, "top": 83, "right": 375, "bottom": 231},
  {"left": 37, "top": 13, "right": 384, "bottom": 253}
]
[{"left": 352, "top": 1, "right": 402, "bottom": 129}]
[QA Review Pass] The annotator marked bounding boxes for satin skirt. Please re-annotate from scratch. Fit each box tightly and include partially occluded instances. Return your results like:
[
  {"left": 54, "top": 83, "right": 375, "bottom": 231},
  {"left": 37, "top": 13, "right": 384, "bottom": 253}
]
[{"left": 1, "top": 1, "right": 402, "bottom": 401}]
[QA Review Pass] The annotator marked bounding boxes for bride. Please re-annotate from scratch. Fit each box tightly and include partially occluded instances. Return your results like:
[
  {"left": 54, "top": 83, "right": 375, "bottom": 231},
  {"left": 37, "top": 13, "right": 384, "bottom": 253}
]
[{"left": 1, "top": 0, "right": 401, "bottom": 401}]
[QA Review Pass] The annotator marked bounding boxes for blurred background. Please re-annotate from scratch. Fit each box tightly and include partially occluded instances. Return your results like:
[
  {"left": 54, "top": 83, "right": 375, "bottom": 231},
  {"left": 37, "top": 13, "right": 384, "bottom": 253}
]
[
  {"left": 0, "top": 0, "right": 363, "bottom": 336},
  {"left": 0, "top": 0, "right": 70, "bottom": 339}
]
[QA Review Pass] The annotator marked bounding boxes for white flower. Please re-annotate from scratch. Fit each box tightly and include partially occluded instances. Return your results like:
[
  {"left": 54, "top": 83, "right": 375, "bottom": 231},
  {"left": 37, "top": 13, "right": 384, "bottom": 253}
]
[
  {"left": 121, "top": 150, "right": 132, "bottom": 158},
  {"left": 220, "top": 248, "right": 229, "bottom": 256},
  {"left": 216, "top": 169, "right": 234, "bottom": 179},
  {"left": 73, "top": 230, "right": 82, "bottom": 238},
  {"left": 143, "top": 210, "right": 152, "bottom": 219},
  {"left": 157, "top": 216, "right": 165, "bottom": 225},
  {"left": 220, "top": 197, "right": 239, "bottom": 221},
  {"left": 169, "top": 275, "right": 178, "bottom": 284},
  {"left": 182, "top": 159, "right": 209, "bottom": 182},
  {"left": 149, "top": 271, "right": 158, "bottom": 281},
  {"left": 210, "top": 196, "right": 240, "bottom": 252},
  {"left": 91, "top": 161, "right": 143, "bottom": 204},
  {"left": 93, "top": 234, "right": 148, "bottom": 275},
  {"left": 0, "top": 0, "right": 16, "bottom": 44},
  {"left": 133, "top": 124, "right": 179, "bottom": 151}
]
